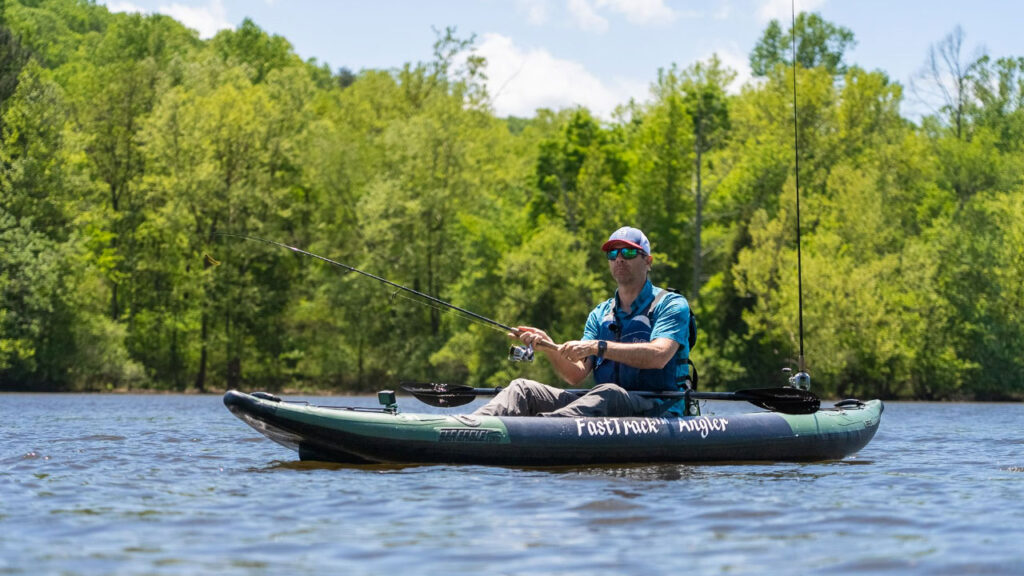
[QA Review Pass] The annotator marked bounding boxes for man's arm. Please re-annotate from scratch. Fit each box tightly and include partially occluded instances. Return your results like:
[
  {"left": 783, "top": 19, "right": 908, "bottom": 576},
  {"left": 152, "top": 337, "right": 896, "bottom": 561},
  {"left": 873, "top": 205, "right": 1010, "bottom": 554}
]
[
  {"left": 559, "top": 338, "right": 679, "bottom": 370},
  {"left": 509, "top": 326, "right": 594, "bottom": 386},
  {"left": 549, "top": 352, "right": 594, "bottom": 386},
  {"left": 559, "top": 292, "right": 688, "bottom": 370}
]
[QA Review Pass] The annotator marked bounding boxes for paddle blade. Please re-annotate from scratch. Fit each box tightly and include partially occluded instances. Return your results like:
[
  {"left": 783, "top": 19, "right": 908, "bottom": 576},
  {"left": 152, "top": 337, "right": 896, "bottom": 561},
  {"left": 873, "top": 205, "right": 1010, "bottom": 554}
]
[
  {"left": 400, "top": 382, "right": 482, "bottom": 408},
  {"left": 738, "top": 387, "right": 820, "bottom": 414}
]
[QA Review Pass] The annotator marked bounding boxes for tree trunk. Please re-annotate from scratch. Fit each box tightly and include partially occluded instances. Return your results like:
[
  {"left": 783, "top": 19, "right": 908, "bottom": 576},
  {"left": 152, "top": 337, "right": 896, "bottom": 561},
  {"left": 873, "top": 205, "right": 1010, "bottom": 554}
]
[
  {"left": 110, "top": 282, "right": 120, "bottom": 320},
  {"left": 194, "top": 310, "right": 207, "bottom": 393},
  {"left": 692, "top": 138, "right": 703, "bottom": 302},
  {"left": 227, "top": 356, "right": 241, "bottom": 390},
  {"left": 357, "top": 330, "right": 364, "bottom": 389}
]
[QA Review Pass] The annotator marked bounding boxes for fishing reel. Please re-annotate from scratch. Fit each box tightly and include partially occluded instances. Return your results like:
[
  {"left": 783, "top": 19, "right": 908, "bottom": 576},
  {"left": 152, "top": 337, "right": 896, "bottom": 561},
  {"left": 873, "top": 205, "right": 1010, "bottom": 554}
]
[
  {"left": 782, "top": 367, "right": 812, "bottom": 391},
  {"left": 508, "top": 343, "right": 534, "bottom": 363}
]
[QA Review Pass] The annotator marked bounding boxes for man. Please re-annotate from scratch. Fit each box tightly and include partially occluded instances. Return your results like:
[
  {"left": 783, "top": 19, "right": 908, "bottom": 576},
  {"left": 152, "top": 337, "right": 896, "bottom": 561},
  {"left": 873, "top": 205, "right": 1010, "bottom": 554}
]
[{"left": 474, "top": 226, "right": 693, "bottom": 418}]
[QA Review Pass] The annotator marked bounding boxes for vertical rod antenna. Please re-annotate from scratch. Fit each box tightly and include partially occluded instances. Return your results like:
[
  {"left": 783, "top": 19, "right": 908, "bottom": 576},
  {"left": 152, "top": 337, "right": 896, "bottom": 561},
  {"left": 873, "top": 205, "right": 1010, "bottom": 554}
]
[{"left": 791, "top": 0, "right": 806, "bottom": 373}]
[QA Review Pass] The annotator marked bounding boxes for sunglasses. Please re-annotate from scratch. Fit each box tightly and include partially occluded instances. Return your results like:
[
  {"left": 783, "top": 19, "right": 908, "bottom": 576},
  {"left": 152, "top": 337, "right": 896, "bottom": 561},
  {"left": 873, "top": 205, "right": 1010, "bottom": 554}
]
[{"left": 606, "top": 248, "right": 644, "bottom": 260}]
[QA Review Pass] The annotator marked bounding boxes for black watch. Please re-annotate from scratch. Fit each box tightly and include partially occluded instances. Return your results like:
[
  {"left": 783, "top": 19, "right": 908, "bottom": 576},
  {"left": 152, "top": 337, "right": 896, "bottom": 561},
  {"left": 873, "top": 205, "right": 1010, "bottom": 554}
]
[{"left": 597, "top": 340, "right": 607, "bottom": 359}]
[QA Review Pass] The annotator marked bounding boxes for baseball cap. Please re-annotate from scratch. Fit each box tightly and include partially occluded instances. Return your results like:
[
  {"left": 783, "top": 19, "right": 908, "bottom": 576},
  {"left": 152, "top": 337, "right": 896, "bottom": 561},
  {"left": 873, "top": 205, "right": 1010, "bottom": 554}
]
[{"left": 601, "top": 226, "right": 650, "bottom": 254}]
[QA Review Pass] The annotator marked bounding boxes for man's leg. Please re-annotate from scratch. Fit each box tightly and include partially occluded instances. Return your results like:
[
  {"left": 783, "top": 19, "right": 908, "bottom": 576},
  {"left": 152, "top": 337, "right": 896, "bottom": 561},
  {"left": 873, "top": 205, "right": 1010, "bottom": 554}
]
[
  {"left": 543, "top": 383, "right": 661, "bottom": 418},
  {"left": 472, "top": 379, "right": 578, "bottom": 416}
]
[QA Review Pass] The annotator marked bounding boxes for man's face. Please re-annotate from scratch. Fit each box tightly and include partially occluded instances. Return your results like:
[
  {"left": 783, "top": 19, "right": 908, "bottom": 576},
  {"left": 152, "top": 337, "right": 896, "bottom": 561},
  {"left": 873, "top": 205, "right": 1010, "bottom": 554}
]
[{"left": 606, "top": 246, "right": 651, "bottom": 286}]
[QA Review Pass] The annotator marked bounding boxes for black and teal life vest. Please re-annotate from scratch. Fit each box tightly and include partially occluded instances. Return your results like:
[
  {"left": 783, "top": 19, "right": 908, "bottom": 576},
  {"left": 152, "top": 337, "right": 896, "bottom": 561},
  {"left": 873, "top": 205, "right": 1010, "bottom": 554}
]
[{"left": 591, "top": 288, "right": 695, "bottom": 393}]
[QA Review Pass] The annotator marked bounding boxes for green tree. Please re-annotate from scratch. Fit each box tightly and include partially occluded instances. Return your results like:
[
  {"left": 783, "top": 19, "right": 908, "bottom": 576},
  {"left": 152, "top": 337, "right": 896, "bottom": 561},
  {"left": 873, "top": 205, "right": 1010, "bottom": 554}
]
[
  {"left": 680, "top": 56, "right": 734, "bottom": 301},
  {"left": 211, "top": 18, "right": 299, "bottom": 84},
  {"left": 532, "top": 109, "right": 608, "bottom": 232},
  {"left": 629, "top": 66, "right": 694, "bottom": 292},
  {"left": 1, "top": 59, "right": 145, "bottom": 390},
  {"left": 1, "top": 0, "right": 32, "bottom": 135},
  {"left": 970, "top": 55, "right": 1024, "bottom": 149},
  {"left": 69, "top": 25, "right": 157, "bottom": 320},
  {"left": 750, "top": 12, "right": 856, "bottom": 77},
  {"left": 140, "top": 59, "right": 312, "bottom": 391},
  {"left": 3, "top": 0, "right": 108, "bottom": 68},
  {"left": 347, "top": 35, "right": 497, "bottom": 384}
]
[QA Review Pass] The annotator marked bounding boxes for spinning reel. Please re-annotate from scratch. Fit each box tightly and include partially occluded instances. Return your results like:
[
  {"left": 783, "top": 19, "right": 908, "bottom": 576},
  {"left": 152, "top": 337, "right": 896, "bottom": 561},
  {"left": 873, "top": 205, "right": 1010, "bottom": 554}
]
[
  {"left": 782, "top": 367, "right": 811, "bottom": 391},
  {"left": 508, "top": 343, "right": 534, "bottom": 362}
]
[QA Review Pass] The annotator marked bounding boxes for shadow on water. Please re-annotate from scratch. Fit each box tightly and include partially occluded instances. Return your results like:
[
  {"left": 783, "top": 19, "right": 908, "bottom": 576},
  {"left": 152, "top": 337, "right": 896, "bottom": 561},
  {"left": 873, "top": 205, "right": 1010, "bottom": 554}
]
[
  {"left": 253, "top": 459, "right": 710, "bottom": 478},
  {"left": 251, "top": 460, "right": 429, "bottom": 473},
  {"left": 521, "top": 457, "right": 875, "bottom": 481},
  {"left": 250, "top": 455, "right": 875, "bottom": 479}
]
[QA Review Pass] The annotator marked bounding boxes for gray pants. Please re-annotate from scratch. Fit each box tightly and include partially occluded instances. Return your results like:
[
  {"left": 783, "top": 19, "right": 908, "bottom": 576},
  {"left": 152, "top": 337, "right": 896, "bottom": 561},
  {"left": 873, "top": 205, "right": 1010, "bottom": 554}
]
[{"left": 472, "top": 379, "right": 665, "bottom": 418}]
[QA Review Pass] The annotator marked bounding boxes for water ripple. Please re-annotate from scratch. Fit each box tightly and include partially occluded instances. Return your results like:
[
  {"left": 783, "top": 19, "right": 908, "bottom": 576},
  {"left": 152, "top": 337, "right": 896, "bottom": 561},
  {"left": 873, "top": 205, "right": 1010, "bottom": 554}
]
[{"left": 2, "top": 397, "right": 1023, "bottom": 575}]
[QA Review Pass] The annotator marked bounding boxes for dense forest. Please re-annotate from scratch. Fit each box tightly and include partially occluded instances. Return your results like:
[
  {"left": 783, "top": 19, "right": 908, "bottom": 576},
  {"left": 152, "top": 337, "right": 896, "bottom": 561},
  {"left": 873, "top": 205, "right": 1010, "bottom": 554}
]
[{"left": 2, "top": 0, "right": 1022, "bottom": 399}]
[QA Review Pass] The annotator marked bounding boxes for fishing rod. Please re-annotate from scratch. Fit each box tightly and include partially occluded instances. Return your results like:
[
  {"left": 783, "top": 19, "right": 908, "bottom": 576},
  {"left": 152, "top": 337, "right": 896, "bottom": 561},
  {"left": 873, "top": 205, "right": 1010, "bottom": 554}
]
[
  {"left": 789, "top": 0, "right": 810, "bottom": 391},
  {"left": 216, "top": 233, "right": 551, "bottom": 360}
]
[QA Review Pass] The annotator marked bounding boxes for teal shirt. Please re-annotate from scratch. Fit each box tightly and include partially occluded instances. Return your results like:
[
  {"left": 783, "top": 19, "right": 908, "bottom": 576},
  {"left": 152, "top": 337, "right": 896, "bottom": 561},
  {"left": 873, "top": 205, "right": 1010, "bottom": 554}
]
[{"left": 582, "top": 279, "right": 691, "bottom": 384}]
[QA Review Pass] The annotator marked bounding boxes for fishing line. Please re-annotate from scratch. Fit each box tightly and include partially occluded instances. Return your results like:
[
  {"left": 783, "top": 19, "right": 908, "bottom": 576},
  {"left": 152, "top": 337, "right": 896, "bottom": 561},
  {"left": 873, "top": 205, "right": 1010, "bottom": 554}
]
[
  {"left": 387, "top": 290, "right": 509, "bottom": 335},
  {"left": 217, "top": 232, "right": 519, "bottom": 336}
]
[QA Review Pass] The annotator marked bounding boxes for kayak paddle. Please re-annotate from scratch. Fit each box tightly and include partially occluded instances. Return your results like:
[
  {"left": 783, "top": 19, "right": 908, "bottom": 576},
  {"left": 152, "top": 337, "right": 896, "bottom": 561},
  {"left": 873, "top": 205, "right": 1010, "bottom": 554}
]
[{"left": 400, "top": 382, "right": 820, "bottom": 415}]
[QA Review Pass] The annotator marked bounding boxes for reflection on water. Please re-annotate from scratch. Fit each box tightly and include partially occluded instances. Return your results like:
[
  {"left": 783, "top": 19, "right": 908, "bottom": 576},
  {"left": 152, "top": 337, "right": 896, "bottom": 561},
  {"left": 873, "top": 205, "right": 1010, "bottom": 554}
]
[
  {"left": 2, "top": 395, "right": 1023, "bottom": 575},
  {"left": 254, "top": 460, "right": 421, "bottom": 473}
]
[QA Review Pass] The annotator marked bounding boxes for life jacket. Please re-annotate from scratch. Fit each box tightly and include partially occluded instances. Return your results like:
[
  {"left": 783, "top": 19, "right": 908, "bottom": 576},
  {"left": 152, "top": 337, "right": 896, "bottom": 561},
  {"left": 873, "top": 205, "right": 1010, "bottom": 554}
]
[{"left": 592, "top": 288, "right": 696, "bottom": 393}]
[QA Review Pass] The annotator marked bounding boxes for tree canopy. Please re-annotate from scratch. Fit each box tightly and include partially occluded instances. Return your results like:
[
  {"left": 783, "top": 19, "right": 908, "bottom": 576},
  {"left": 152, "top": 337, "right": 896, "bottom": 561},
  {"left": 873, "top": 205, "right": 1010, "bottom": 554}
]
[
  {"left": 2, "top": 1, "right": 1022, "bottom": 400},
  {"left": 751, "top": 12, "right": 856, "bottom": 76}
]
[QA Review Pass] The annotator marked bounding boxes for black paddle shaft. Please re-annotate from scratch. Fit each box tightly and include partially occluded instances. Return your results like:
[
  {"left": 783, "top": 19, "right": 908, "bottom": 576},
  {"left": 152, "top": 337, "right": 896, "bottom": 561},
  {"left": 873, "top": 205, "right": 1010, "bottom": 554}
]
[{"left": 401, "top": 383, "right": 820, "bottom": 414}]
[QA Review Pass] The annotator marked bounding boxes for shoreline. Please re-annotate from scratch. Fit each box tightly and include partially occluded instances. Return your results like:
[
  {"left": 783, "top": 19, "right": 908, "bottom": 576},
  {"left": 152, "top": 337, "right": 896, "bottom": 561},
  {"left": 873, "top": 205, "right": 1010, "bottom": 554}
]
[{"left": 2, "top": 388, "right": 1021, "bottom": 402}]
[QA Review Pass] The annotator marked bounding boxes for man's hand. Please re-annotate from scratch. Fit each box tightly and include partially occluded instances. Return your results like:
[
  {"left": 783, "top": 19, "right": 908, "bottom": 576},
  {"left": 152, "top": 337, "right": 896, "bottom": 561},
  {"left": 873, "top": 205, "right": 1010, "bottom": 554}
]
[
  {"left": 509, "top": 326, "right": 555, "bottom": 348},
  {"left": 508, "top": 330, "right": 594, "bottom": 386},
  {"left": 559, "top": 340, "right": 597, "bottom": 362}
]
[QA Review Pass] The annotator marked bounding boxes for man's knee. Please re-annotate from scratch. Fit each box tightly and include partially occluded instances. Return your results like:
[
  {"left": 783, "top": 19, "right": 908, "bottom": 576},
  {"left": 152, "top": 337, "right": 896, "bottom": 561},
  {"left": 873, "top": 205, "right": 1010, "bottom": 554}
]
[
  {"left": 589, "top": 382, "right": 627, "bottom": 396},
  {"left": 507, "top": 378, "right": 546, "bottom": 394},
  {"left": 508, "top": 378, "right": 533, "bottom": 390}
]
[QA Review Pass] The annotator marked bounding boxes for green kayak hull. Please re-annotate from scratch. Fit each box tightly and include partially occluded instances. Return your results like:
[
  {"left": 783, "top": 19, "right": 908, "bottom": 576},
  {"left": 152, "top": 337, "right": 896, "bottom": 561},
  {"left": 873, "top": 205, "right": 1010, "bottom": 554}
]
[{"left": 223, "top": 390, "right": 882, "bottom": 466}]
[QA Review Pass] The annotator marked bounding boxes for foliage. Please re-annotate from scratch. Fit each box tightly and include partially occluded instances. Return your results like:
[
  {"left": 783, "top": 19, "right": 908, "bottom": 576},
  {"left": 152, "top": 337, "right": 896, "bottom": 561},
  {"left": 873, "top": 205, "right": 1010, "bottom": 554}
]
[
  {"left": 1, "top": 1, "right": 1022, "bottom": 400},
  {"left": 751, "top": 12, "right": 856, "bottom": 77}
]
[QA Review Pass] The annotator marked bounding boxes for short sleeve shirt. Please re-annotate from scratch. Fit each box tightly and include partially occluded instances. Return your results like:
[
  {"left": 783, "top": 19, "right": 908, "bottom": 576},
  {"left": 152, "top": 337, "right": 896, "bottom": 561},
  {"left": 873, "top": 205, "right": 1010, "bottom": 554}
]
[{"left": 582, "top": 279, "right": 691, "bottom": 363}]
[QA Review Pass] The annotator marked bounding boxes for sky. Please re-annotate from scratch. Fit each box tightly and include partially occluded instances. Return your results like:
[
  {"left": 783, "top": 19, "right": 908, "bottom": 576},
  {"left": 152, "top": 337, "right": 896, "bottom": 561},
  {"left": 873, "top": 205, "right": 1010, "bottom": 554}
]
[{"left": 99, "top": 0, "right": 1023, "bottom": 120}]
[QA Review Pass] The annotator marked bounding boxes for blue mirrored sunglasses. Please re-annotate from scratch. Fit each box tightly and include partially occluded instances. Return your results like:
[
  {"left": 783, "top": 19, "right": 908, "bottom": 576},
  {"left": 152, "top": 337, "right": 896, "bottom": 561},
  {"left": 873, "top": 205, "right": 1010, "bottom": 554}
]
[{"left": 606, "top": 247, "right": 643, "bottom": 260}]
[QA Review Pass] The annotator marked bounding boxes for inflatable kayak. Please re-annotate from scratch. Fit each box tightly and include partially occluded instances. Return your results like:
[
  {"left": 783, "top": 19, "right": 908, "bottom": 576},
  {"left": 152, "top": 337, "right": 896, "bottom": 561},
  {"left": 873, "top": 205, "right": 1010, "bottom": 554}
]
[{"left": 223, "top": 389, "right": 883, "bottom": 465}]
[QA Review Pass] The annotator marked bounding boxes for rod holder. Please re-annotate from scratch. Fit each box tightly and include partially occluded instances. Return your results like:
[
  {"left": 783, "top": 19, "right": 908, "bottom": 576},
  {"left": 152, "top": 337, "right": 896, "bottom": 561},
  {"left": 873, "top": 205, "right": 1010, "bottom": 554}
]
[{"left": 377, "top": 390, "right": 398, "bottom": 413}]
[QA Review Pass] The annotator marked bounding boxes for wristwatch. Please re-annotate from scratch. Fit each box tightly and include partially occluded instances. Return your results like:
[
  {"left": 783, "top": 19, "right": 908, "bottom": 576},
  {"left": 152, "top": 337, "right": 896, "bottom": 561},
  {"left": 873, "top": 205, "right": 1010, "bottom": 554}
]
[{"left": 597, "top": 340, "right": 607, "bottom": 359}]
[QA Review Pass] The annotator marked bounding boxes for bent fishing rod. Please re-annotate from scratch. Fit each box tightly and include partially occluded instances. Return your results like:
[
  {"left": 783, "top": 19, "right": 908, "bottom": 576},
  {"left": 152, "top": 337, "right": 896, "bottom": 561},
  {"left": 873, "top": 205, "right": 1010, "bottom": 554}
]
[{"left": 217, "top": 232, "right": 555, "bottom": 357}]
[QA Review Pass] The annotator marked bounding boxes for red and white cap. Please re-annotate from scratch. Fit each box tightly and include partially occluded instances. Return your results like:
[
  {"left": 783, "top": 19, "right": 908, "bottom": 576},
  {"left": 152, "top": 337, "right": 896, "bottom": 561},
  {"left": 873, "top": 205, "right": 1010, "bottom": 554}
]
[{"left": 601, "top": 226, "right": 650, "bottom": 254}]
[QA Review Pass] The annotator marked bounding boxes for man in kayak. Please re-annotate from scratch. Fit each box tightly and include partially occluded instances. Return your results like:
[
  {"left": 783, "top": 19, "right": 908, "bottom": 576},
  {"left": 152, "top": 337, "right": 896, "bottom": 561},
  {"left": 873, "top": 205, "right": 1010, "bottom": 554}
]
[{"left": 474, "top": 226, "right": 693, "bottom": 418}]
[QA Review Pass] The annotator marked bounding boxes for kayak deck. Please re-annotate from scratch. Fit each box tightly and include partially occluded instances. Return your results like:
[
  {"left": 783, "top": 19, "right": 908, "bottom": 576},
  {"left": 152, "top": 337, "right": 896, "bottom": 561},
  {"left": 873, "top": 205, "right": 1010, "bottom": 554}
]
[{"left": 223, "top": 390, "right": 882, "bottom": 466}]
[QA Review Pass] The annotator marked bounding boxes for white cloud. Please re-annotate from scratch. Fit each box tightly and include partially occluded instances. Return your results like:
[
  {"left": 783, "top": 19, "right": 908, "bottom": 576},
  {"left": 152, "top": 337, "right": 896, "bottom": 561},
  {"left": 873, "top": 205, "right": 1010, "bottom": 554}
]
[
  {"left": 104, "top": 1, "right": 146, "bottom": 14},
  {"left": 516, "top": 0, "right": 550, "bottom": 25},
  {"left": 477, "top": 33, "right": 645, "bottom": 119},
  {"left": 102, "top": 0, "right": 232, "bottom": 38},
  {"left": 758, "top": 0, "right": 826, "bottom": 23},
  {"left": 568, "top": 0, "right": 609, "bottom": 33},
  {"left": 158, "top": 0, "right": 232, "bottom": 39},
  {"left": 566, "top": 0, "right": 680, "bottom": 31},
  {"left": 596, "top": 0, "right": 677, "bottom": 25}
]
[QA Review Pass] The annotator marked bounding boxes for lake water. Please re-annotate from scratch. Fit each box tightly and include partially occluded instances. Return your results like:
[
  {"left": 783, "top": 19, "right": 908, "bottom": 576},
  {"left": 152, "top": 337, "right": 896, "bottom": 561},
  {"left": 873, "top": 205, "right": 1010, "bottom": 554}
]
[{"left": 2, "top": 394, "right": 1023, "bottom": 575}]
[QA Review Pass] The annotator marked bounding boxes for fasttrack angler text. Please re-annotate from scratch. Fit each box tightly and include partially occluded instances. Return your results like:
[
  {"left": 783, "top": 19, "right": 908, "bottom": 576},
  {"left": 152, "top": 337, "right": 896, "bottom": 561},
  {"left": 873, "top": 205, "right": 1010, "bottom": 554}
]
[{"left": 575, "top": 416, "right": 730, "bottom": 439}]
